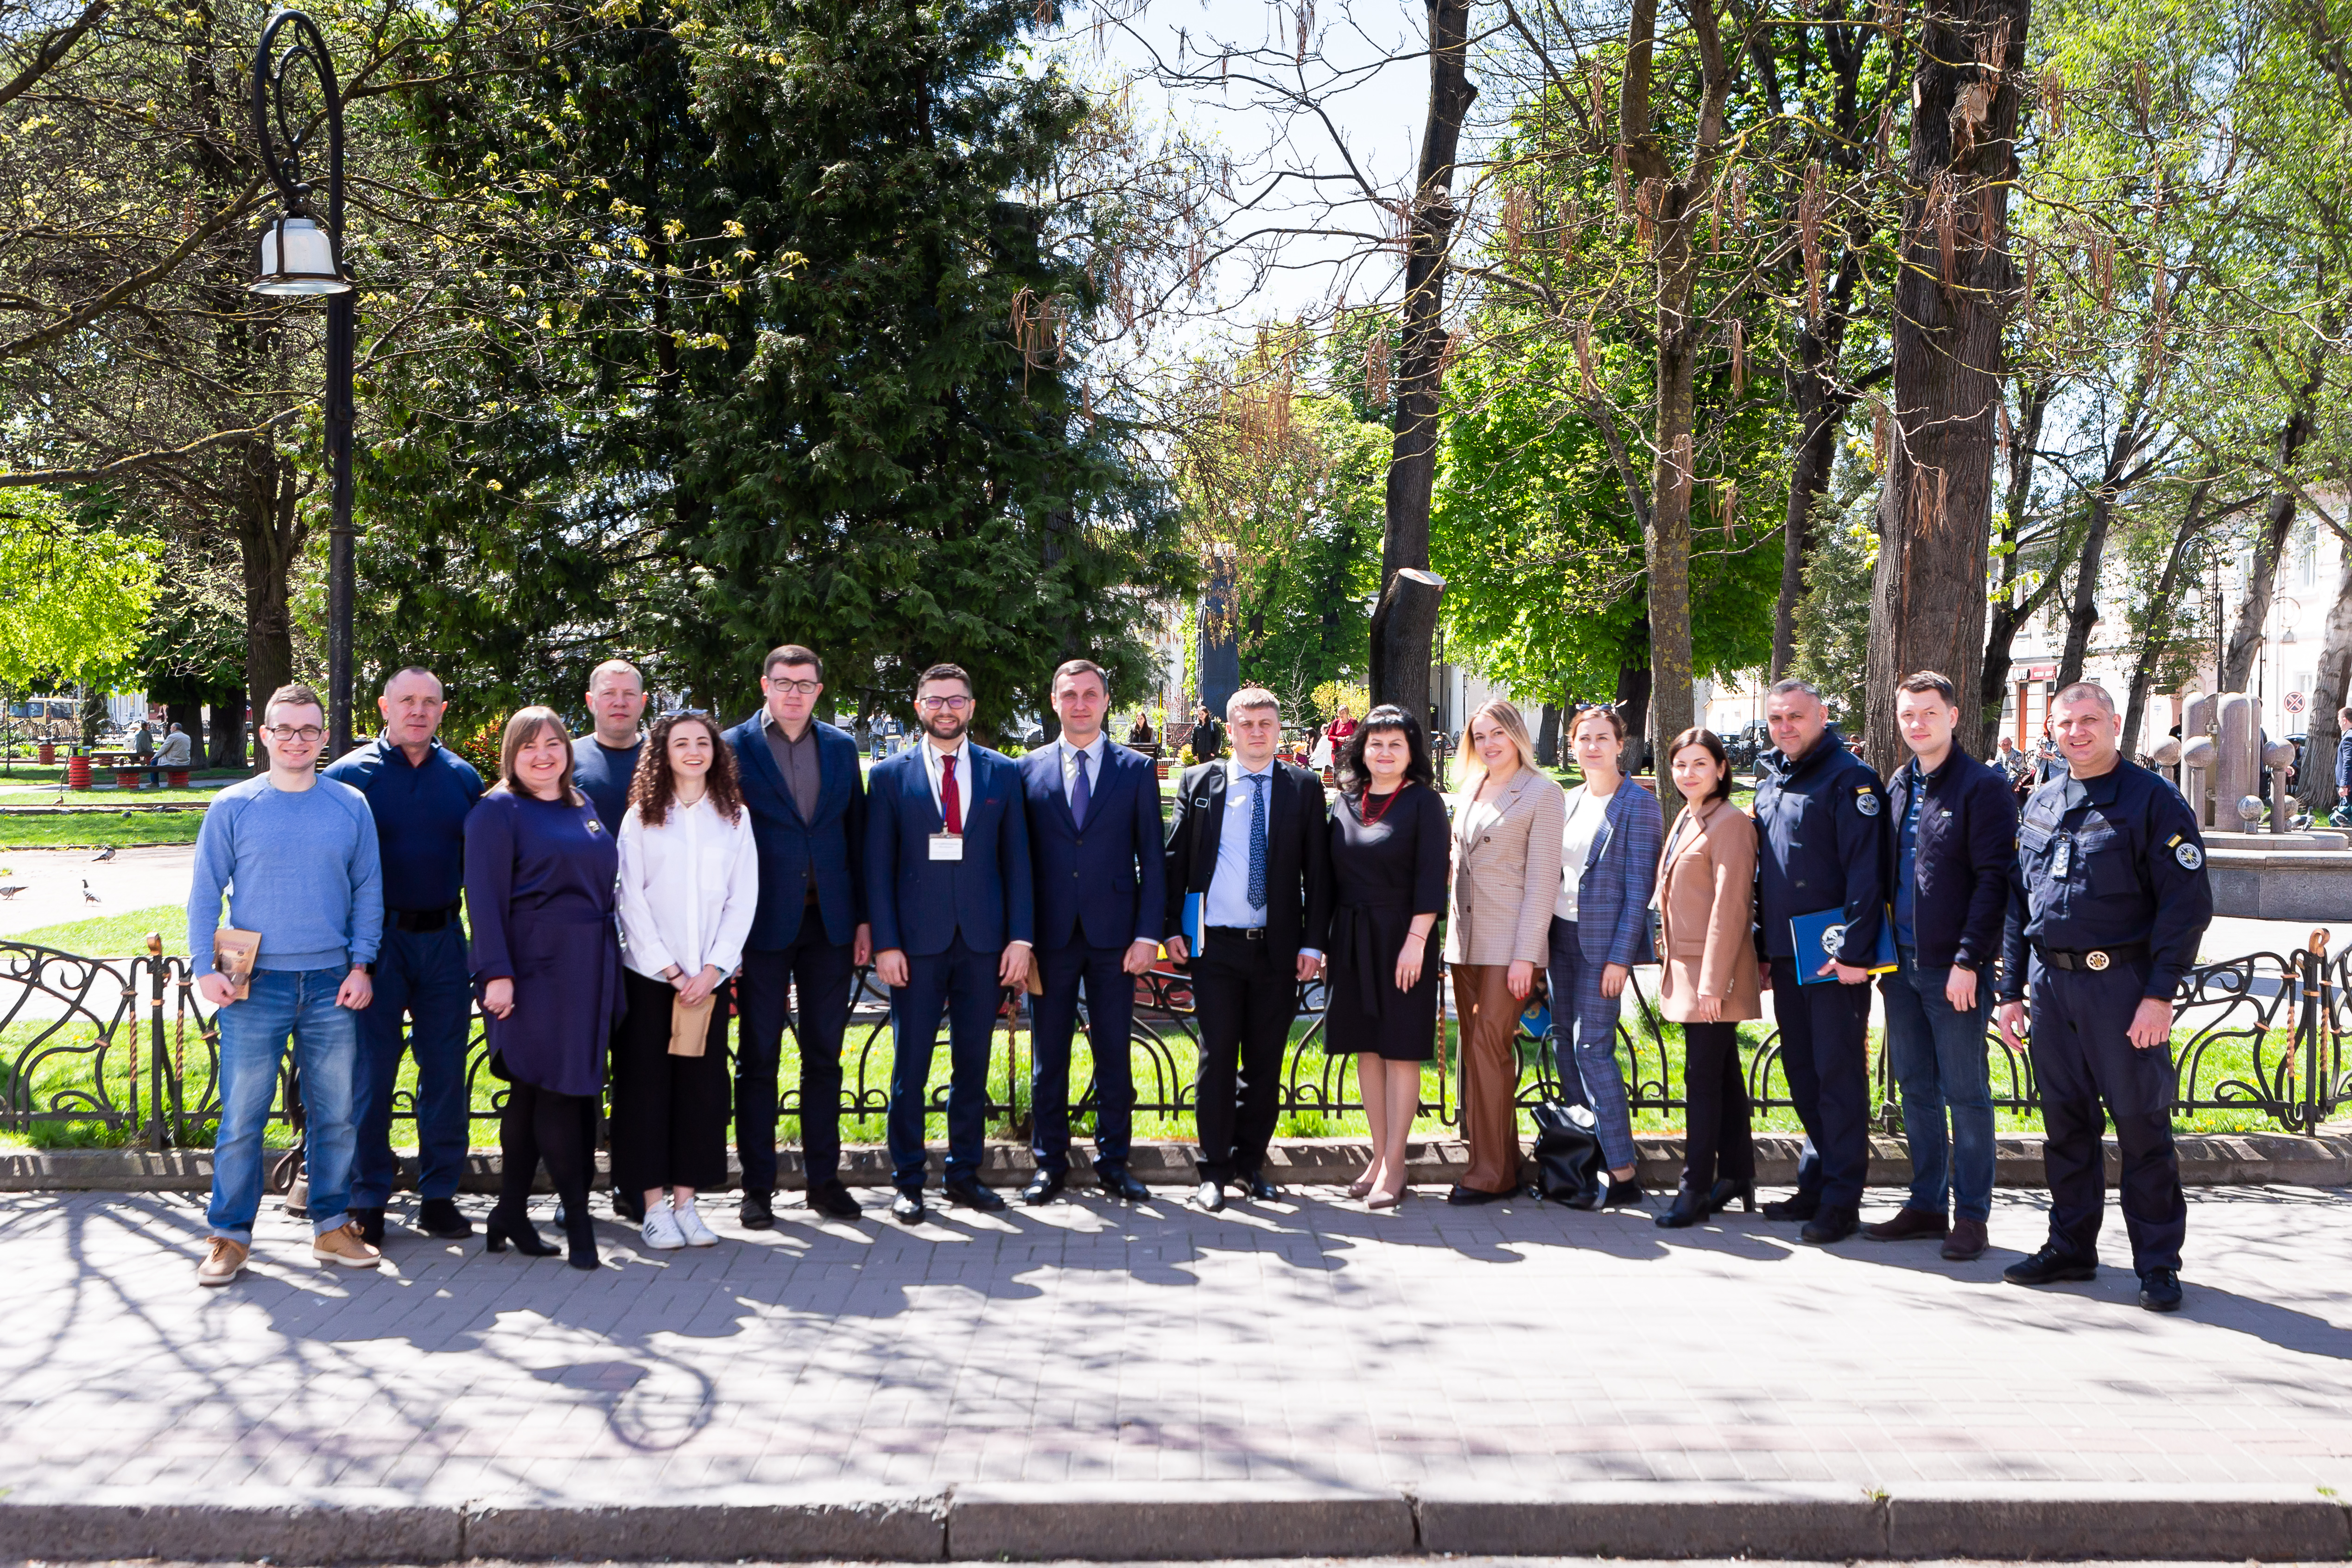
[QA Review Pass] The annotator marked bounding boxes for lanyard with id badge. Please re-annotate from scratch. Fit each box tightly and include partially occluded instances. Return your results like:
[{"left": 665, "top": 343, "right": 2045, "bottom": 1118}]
[
  {"left": 2048, "top": 832, "right": 2073, "bottom": 881},
  {"left": 930, "top": 831, "right": 963, "bottom": 861}
]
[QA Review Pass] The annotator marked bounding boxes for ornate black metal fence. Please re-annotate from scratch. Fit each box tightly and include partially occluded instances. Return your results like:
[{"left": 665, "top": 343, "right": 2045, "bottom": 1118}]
[{"left": 1, "top": 934, "right": 2345, "bottom": 1148}]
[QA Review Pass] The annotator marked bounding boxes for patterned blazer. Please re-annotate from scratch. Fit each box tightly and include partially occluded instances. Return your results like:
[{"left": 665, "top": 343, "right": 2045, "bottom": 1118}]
[{"left": 1566, "top": 779, "right": 1664, "bottom": 968}]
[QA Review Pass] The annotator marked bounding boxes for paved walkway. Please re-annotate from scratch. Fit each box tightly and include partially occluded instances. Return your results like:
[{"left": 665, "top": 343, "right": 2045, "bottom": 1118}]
[{"left": 6, "top": 1185, "right": 2352, "bottom": 1507}]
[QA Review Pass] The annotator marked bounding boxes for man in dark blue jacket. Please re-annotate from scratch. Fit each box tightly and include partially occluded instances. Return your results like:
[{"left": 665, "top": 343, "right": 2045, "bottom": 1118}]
[
  {"left": 2333, "top": 708, "right": 2352, "bottom": 822},
  {"left": 723, "top": 645, "right": 869, "bottom": 1225},
  {"left": 1018, "top": 660, "right": 1166, "bottom": 1205},
  {"left": 1864, "top": 671, "right": 2017, "bottom": 1262},
  {"left": 867, "top": 663, "right": 1035, "bottom": 1224},
  {"left": 1752, "top": 678, "right": 1888, "bottom": 1245}
]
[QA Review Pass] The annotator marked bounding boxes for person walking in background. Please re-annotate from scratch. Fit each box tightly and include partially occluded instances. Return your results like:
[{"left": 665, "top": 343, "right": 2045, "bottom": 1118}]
[
  {"left": 1548, "top": 704, "right": 1661, "bottom": 1206},
  {"left": 1864, "top": 672, "right": 2016, "bottom": 1262},
  {"left": 723, "top": 645, "right": 869, "bottom": 1225},
  {"left": 614, "top": 711, "right": 758, "bottom": 1251},
  {"left": 2333, "top": 707, "right": 2352, "bottom": 822},
  {"left": 1187, "top": 704, "right": 1224, "bottom": 765},
  {"left": 1322, "top": 705, "right": 1446, "bottom": 1210},
  {"left": 866, "top": 664, "right": 1034, "bottom": 1225},
  {"left": 1017, "top": 659, "right": 1164, "bottom": 1206},
  {"left": 324, "top": 667, "right": 484, "bottom": 1247},
  {"left": 466, "top": 707, "right": 623, "bottom": 1270},
  {"left": 1162, "top": 688, "right": 1331, "bottom": 1211},
  {"left": 572, "top": 659, "right": 648, "bottom": 835},
  {"left": 1444, "top": 698, "right": 1567, "bottom": 1205},
  {"left": 1751, "top": 678, "right": 1889, "bottom": 1245},
  {"left": 187, "top": 683, "right": 383, "bottom": 1286},
  {"left": 1652, "top": 728, "right": 1762, "bottom": 1229}
]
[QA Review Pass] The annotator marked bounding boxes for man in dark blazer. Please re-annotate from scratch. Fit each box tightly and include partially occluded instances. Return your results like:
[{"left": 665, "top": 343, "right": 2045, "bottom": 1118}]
[
  {"left": 1018, "top": 659, "right": 1166, "bottom": 1205},
  {"left": 867, "top": 662, "right": 1036, "bottom": 1224},
  {"left": 723, "top": 645, "right": 869, "bottom": 1225},
  {"left": 1162, "top": 687, "right": 1332, "bottom": 1211}
]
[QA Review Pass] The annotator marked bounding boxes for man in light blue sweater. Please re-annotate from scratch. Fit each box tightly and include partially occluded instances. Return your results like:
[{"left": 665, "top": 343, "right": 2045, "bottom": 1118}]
[{"left": 187, "top": 682, "right": 386, "bottom": 1286}]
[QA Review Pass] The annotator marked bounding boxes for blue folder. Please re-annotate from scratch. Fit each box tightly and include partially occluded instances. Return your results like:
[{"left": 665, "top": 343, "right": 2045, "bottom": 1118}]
[
  {"left": 1182, "top": 891, "right": 1204, "bottom": 952},
  {"left": 1789, "top": 906, "right": 1897, "bottom": 984}
]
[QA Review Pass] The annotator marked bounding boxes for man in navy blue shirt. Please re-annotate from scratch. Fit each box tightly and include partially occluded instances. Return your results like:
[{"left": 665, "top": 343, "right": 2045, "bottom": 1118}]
[
  {"left": 1864, "top": 672, "right": 2016, "bottom": 1262},
  {"left": 323, "top": 667, "right": 484, "bottom": 1244},
  {"left": 571, "top": 659, "right": 647, "bottom": 834}
]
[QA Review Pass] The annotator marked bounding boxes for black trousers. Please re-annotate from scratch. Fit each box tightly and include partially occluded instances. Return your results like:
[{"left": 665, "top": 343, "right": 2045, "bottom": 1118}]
[
  {"left": 1769, "top": 959, "right": 1873, "bottom": 1212},
  {"left": 2029, "top": 956, "right": 2185, "bottom": 1271},
  {"left": 494, "top": 1079, "right": 596, "bottom": 1225},
  {"left": 1190, "top": 932, "right": 1297, "bottom": 1184},
  {"left": 1680, "top": 1021, "right": 1754, "bottom": 1192},
  {"left": 610, "top": 969, "right": 732, "bottom": 1195},
  {"left": 735, "top": 904, "right": 856, "bottom": 1193}
]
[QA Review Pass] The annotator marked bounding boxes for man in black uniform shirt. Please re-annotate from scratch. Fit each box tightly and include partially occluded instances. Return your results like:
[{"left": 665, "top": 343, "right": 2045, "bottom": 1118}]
[
  {"left": 1997, "top": 681, "right": 2211, "bottom": 1313},
  {"left": 1750, "top": 678, "right": 1889, "bottom": 1245}
]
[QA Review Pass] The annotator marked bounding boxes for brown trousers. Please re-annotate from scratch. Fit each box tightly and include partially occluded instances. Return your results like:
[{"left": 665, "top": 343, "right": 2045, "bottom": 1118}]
[{"left": 1452, "top": 963, "right": 1525, "bottom": 1193}]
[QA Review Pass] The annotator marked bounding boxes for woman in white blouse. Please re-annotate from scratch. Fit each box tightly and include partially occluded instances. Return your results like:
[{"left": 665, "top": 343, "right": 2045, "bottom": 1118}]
[{"left": 615, "top": 711, "right": 760, "bottom": 1250}]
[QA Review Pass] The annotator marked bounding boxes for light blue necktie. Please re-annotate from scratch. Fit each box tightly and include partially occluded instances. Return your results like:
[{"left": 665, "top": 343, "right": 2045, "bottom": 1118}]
[
  {"left": 1247, "top": 770, "right": 1268, "bottom": 911},
  {"left": 1070, "top": 747, "right": 1090, "bottom": 828}
]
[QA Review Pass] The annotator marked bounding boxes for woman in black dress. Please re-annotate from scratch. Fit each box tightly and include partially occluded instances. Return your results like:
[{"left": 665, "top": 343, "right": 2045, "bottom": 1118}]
[
  {"left": 466, "top": 705, "right": 624, "bottom": 1270},
  {"left": 1324, "top": 705, "right": 1448, "bottom": 1210}
]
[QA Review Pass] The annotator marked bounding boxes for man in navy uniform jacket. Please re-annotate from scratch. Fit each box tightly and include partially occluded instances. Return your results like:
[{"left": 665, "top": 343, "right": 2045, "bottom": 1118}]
[
  {"left": 723, "top": 645, "right": 869, "bottom": 1225},
  {"left": 1018, "top": 659, "right": 1166, "bottom": 1205},
  {"left": 866, "top": 663, "right": 1035, "bottom": 1224}
]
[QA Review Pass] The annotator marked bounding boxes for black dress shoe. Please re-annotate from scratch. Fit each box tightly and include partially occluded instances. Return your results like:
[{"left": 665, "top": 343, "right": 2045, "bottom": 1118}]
[
  {"left": 2003, "top": 1240, "right": 2099, "bottom": 1286},
  {"left": 1655, "top": 1186, "right": 1710, "bottom": 1229},
  {"left": 610, "top": 1189, "right": 646, "bottom": 1225},
  {"left": 1708, "top": 1178, "right": 1756, "bottom": 1215},
  {"left": 1445, "top": 1184, "right": 1509, "bottom": 1205},
  {"left": 1195, "top": 1180, "right": 1226, "bottom": 1212},
  {"left": 944, "top": 1176, "right": 1008, "bottom": 1211},
  {"left": 1761, "top": 1195, "right": 1818, "bottom": 1222},
  {"left": 1097, "top": 1166, "right": 1151, "bottom": 1203},
  {"left": 1022, "top": 1171, "right": 1065, "bottom": 1206},
  {"left": 805, "top": 1183, "right": 860, "bottom": 1221},
  {"left": 1600, "top": 1178, "right": 1647, "bottom": 1209},
  {"left": 1799, "top": 1207, "right": 1859, "bottom": 1245},
  {"left": 2138, "top": 1266, "right": 2184, "bottom": 1312},
  {"left": 416, "top": 1198, "right": 472, "bottom": 1239},
  {"left": 739, "top": 1191, "right": 776, "bottom": 1229},
  {"left": 891, "top": 1190, "right": 926, "bottom": 1225},
  {"left": 351, "top": 1206, "right": 386, "bottom": 1246},
  {"left": 1242, "top": 1174, "right": 1281, "bottom": 1202}
]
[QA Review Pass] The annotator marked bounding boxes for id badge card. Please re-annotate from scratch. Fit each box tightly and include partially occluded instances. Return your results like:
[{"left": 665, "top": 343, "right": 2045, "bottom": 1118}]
[
  {"left": 929, "top": 832, "right": 964, "bottom": 862},
  {"left": 2049, "top": 834, "right": 2073, "bottom": 880}
]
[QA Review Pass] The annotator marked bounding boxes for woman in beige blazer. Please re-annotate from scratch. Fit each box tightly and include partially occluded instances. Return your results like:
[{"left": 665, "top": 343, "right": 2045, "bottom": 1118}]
[
  {"left": 1443, "top": 698, "right": 1566, "bottom": 1202},
  {"left": 1654, "top": 727, "right": 1761, "bottom": 1229}
]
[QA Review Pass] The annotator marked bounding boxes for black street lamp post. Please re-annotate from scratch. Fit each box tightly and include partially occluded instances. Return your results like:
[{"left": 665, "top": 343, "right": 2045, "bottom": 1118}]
[{"left": 247, "top": 8, "right": 355, "bottom": 758}]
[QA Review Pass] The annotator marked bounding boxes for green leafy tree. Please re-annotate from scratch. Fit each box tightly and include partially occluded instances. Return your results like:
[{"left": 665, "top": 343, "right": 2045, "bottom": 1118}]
[{"left": 0, "top": 490, "right": 161, "bottom": 690}]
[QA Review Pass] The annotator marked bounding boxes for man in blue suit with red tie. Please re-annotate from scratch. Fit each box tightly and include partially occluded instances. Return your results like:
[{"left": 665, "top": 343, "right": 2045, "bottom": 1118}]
[
  {"left": 1017, "top": 659, "right": 1166, "bottom": 1206},
  {"left": 866, "top": 663, "right": 1035, "bottom": 1224}
]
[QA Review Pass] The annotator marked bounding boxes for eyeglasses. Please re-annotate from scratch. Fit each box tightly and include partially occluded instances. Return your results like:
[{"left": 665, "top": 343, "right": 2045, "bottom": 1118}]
[
  {"left": 767, "top": 678, "right": 820, "bottom": 695},
  {"left": 917, "top": 695, "right": 972, "bottom": 711},
  {"left": 264, "top": 725, "right": 324, "bottom": 743}
]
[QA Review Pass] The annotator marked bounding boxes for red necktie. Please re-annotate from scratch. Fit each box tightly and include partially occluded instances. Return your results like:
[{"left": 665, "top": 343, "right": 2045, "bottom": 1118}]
[{"left": 941, "top": 753, "right": 963, "bottom": 834}]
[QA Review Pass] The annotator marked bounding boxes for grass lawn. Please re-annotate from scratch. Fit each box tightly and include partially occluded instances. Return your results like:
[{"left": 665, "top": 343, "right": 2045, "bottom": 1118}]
[
  {"left": 0, "top": 811, "right": 208, "bottom": 851},
  {"left": 10, "top": 903, "right": 186, "bottom": 956}
]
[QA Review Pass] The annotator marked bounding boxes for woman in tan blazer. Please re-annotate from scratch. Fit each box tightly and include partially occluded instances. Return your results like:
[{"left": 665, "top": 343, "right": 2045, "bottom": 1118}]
[
  {"left": 1654, "top": 727, "right": 1761, "bottom": 1229},
  {"left": 1443, "top": 698, "right": 1566, "bottom": 1202}
]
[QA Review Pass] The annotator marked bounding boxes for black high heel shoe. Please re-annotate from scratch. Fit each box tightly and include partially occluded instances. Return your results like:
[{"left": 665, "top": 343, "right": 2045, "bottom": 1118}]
[
  {"left": 1708, "top": 1178, "right": 1757, "bottom": 1216},
  {"left": 1655, "top": 1185, "right": 1711, "bottom": 1229},
  {"left": 564, "top": 1213, "right": 599, "bottom": 1271},
  {"left": 484, "top": 1209, "right": 557, "bottom": 1257}
]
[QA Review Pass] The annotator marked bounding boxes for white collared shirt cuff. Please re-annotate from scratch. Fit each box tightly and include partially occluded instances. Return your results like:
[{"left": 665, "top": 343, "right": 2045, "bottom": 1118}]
[{"left": 1300, "top": 947, "right": 1323, "bottom": 961}]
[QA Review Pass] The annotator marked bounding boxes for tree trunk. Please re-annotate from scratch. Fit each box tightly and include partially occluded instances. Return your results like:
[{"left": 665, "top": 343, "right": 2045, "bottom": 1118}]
[
  {"left": 1613, "top": 647, "right": 1653, "bottom": 772},
  {"left": 1772, "top": 350, "right": 1842, "bottom": 680},
  {"left": 2300, "top": 552, "right": 2352, "bottom": 815},
  {"left": 2054, "top": 504, "right": 2111, "bottom": 690},
  {"left": 2121, "top": 478, "right": 2213, "bottom": 757},
  {"left": 206, "top": 682, "right": 246, "bottom": 769},
  {"left": 1976, "top": 378, "right": 2053, "bottom": 752},
  {"left": 2221, "top": 350, "right": 2327, "bottom": 693},
  {"left": 1371, "top": 0, "right": 1474, "bottom": 719},
  {"left": 235, "top": 437, "right": 302, "bottom": 768},
  {"left": 1861, "top": 0, "right": 2029, "bottom": 774},
  {"left": 1535, "top": 700, "right": 1561, "bottom": 766}
]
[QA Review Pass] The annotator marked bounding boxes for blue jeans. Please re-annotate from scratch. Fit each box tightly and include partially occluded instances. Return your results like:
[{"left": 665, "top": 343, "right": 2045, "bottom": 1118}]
[
  {"left": 1879, "top": 945, "right": 1995, "bottom": 1222},
  {"left": 207, "top": 966, "right": 361, "bottom": 1243},
  {"left": 351, "top": 923, "right": 475, "bottom": 1207}
]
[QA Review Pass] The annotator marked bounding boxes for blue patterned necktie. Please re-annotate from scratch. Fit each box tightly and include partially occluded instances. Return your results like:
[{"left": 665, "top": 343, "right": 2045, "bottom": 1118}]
[
  {"left": 1247, "top": 770, "right": 1268, "bottom": 910},
  {"left": 1070, "top": 746, "right": 1090, "bottom": 828}
]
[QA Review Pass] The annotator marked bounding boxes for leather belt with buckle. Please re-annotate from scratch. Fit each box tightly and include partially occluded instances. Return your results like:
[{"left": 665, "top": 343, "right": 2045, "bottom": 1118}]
[
  {"left": 391, "top": 902, "right": 461, "bottom": 934},
  {"left": 1207, "top": 925, "right": 1268, "bottom": 942},
  {"left": 2034, "top": 941, "right": 2150, "bottom": 973}
]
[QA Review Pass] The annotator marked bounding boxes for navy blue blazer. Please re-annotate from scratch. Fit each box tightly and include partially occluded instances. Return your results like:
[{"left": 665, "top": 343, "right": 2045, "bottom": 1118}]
[
  {"left": 865, "top": 743, "right": 1035, "bottom": 957},
  {"left": 723, "top": 714, "right": 866, "bottom": 950},
  {"left": 1020, "top": 741, "right": 1166, "bottom": 951}
]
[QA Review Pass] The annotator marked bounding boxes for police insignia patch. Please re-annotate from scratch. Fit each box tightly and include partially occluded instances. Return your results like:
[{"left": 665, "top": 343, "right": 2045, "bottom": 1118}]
[
  {"left": 2176, "top": 843, "right": 2204, "bottom": 870},
  {"left": 1856, "top": 792, "right": 1881, "bottom": 817}
]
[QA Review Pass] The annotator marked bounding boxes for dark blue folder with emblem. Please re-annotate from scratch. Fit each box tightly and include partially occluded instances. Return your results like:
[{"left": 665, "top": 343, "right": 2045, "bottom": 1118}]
[{"left": 1790, "top": 907, "right": 1898, "bottom": 984}]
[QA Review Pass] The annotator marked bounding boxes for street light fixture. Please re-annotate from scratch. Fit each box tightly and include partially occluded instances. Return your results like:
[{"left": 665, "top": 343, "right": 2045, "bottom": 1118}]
[{"left": 247, "top": 8, "right": 357, "bottom": 758}]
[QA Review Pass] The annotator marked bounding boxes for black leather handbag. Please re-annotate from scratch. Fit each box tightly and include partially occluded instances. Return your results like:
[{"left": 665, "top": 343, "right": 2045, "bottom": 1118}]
[{"left": 1530, "top": 1099, "right": 1609, "bottom": 1210}]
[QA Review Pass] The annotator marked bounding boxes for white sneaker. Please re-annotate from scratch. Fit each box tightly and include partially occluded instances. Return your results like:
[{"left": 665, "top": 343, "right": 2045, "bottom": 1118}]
[
  {"left": 672, "top": 1202, "right": 718, "bottom": 1247},
  {"left": 640, "top": 1205, "right": 685, "bottom": 1251}
]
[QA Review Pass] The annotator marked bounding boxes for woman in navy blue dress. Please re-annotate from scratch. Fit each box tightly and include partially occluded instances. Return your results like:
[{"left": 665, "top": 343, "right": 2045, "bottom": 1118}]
[{"left": 466, "top": 706, "right": 622, "bottom": 1269}]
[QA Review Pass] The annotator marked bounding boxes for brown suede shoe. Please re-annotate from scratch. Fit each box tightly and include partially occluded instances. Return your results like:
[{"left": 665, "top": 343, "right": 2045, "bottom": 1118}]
[
  {"left": 196, "top": 1236, "right": 248, "bottom": 1287},
  {"left": 311, "top": 1220, "right": 384, "bottom": 1270},
  {"left": 1941, "top": 1218, "right": 1989, "bottom": 1261},
  {"left": 1863, "top": 1206, "right": 1949, "bottom": 1242}
]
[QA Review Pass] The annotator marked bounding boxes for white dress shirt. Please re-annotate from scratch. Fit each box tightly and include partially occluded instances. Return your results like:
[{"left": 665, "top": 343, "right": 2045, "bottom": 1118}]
[
  {"left": 919, "top": 736, "right": 972, "bottom": 825},
  {"left": 1058, "top": 732, "right": 1108, "bottom": 806},
  {"left": 1203, "top": 758, "right": 1320, "bottom": 958},
  {"left": 615, "top": 794, "right": 761, "bottom": 981}
]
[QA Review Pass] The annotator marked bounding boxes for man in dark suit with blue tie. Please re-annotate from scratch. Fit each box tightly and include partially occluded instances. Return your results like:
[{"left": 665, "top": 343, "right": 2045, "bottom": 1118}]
[
  {"left": 723, "top": 645, "right": 870, "bottom": 1225},
  {"left": 1017, "top": 659, "right": 1166, "bottom": 1206},
  {"left": 866, "top": 663, "right": 1036, "bottom": 1224}
]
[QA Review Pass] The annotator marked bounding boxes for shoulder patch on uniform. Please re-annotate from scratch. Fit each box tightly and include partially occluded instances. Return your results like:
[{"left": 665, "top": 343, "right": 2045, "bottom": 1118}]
[
  {"left": 1855, "top": 788, "right": 1881, "bottom": 817},
  {"left": 2176, "top": 842, "right": 2203, "bottom": 870}
]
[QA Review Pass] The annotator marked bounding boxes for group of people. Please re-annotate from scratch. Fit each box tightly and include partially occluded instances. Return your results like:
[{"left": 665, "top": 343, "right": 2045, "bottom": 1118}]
[{"left": 182, "top": 648, "right": 2213, "bottom": 1314}]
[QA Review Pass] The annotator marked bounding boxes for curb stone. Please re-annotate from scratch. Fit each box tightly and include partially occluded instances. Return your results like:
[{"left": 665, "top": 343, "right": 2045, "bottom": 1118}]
[{"left": 947, "top": 1481, "right": 1416, "bottom": 1561}]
